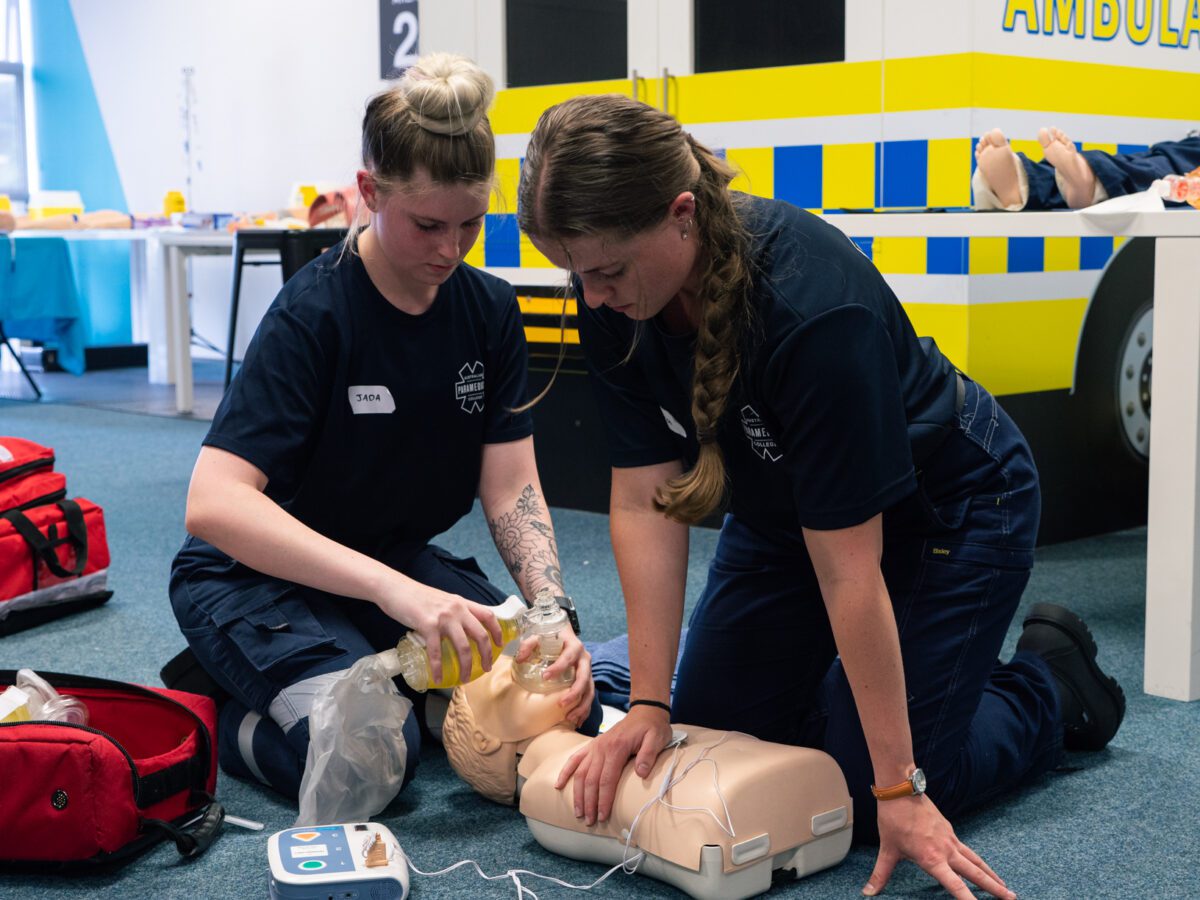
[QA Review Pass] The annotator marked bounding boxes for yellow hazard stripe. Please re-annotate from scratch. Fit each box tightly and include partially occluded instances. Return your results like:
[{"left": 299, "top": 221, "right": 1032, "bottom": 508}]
[
  {"left": 971, "top": 53, "right": 1200, "bottom": 121},
  {"left": 518, "top": 296, "right": 577, "bottom": 316},
  {"left": 524, "top": 326, "right": 580, "bottom": 345},
  {"left": 493, "top": 54, "right": 1200, "bottom": 135}
]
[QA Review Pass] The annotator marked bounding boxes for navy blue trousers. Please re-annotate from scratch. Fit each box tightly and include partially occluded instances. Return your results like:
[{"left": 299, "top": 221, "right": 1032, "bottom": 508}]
[
  {"left": 671, "top": 380, "right": 1062, "bottom": 841},
  {"left": 170, "top": 541, "right": 601, "bottom": 800},
  {"left": 1021, "top": 135, "right": 1200, "bottom": 209}
]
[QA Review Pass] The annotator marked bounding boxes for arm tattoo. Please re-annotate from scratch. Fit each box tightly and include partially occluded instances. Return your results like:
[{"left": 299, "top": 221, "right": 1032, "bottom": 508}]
[{"left": 488, "top": 484, "right": 565, "bottom": 598}]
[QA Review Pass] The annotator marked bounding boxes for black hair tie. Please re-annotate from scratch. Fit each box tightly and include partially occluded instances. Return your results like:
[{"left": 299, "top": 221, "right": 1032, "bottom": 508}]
[{"left": 629, "top": 698, "right": 671, "bottom": 714}]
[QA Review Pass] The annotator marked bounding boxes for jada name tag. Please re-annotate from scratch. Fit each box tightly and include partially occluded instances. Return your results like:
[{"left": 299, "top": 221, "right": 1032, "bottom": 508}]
[{"left": 348, "top": 385, "right": 396, "bottom": 414}]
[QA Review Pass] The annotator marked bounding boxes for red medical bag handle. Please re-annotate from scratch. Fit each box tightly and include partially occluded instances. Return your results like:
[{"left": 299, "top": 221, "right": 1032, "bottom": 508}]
[{"left": 1, "top": 499, "right": 89, "bottom": 578}]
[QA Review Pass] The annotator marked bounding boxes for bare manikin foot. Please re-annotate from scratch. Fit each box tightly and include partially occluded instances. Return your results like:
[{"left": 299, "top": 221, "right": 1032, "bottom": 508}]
[
  {"left": 975, "top": 128, "right": 1023, "bottom": 208},
  {"left": 1039, "top": 127, "right": 1097, "bottom": 209}
]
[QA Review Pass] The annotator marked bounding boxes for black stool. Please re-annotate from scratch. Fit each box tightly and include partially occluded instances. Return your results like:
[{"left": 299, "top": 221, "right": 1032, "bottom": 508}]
[{"left": 224, "top": 228, "right": 347, "bottom": 388}]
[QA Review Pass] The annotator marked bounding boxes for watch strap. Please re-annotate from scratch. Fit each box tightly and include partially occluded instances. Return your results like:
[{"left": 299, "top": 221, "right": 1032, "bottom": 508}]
[
  {"left": 871, "top": 779, "right": 916, "bottom": 801},
  {"left": 871, "top": 768, "right": 925, "bottom": 801},
  {"left": 555, "top": 595, "right": 581, "bottom": 635}
]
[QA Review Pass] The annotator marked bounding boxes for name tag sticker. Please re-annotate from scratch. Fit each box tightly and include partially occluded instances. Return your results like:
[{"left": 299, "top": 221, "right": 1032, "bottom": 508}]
[
  {"left": 660, "top": 407, "right": 687, "bottom": 438},
  {"left": 348, "top": 385, "right": 396, "bottom": 414}
]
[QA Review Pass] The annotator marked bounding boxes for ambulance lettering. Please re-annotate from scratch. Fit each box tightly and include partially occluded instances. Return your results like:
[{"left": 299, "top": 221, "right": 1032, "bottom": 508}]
[
  {"left": 1002, "top": 0, "right": 1200, "bottom": 48},
  {"left": 740, "top": 405, "right": 782, "bottom": 462},
  {"left": 456, "top": 361, "right": 486, "bottom": 414}
]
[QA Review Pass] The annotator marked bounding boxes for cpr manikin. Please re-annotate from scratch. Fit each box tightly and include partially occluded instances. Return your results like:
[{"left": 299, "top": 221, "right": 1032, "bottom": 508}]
[{"left": 443, "top": 655, "right": 853, "bottom": 900}]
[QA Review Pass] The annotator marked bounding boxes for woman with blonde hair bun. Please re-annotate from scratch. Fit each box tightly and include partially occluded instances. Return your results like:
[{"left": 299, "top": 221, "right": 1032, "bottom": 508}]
[
  {"left": 519, "top": 94, "right": 1125, "bottom": 900},
  {"left": 166, "top": 53, "right": 598, "bottom": 805}
]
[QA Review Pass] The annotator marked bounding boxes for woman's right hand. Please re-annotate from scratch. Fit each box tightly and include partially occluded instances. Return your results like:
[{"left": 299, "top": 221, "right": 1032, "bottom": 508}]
[
  {"left": 554, "top": 705, "right": 674, "bottom": 825},
  {"left": 376, "top": 580, "right": 504, "bottom": 683}
]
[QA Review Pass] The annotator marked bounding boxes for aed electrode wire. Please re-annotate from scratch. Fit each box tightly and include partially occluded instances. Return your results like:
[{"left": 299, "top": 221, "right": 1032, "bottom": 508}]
[{"left": 399, "top": 732, "right": 740, "bottom": 898}]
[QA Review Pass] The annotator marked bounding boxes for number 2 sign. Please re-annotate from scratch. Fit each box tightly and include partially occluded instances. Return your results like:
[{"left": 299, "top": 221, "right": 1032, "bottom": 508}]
[{"left": 380, "top": 0, "right": 419, "bottom": 79}]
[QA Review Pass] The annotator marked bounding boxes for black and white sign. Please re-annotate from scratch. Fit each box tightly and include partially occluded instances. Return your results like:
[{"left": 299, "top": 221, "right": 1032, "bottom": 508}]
[
  {"left": 380, "top": 0, "right": 419, "bottom": 80},
  {"left": 455, "top": 361, "right": 485, "bottom": 414}
]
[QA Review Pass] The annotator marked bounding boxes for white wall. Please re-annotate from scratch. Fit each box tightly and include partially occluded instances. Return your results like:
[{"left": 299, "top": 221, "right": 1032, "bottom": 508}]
[
  {"left": 71, "top": 0, "right": 386, "bottom": 214},
  {"left": 68, "top": 0, "right": 470, "bottom": 360}
]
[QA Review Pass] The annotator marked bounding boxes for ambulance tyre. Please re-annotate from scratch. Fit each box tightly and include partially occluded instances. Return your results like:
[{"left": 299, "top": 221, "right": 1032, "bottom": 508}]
[{"left": 1073, "top": 237, "right": 1152, "bottom": 477}]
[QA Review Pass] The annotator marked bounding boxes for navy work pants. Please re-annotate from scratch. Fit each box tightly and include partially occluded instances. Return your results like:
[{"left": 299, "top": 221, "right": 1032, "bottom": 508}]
[
  {"left": 1022, "top": 134, "right": 1200, "bottom": 209},
  {"left": 170, "top": 541, "right": 602, "bottom": 799},
  {"left": 671, "top": 380, "right": 1062, "bottom": 841}
]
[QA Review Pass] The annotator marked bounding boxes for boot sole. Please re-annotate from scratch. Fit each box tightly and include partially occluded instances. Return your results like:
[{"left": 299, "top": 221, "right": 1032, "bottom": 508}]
[{"left": 1022, "top": 602, "right": 1126, "bottom": 750}]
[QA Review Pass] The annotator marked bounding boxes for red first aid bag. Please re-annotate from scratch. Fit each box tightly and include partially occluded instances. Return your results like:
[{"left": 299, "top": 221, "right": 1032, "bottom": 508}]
[
  {"left": 0, "top": 672, "right": 224, "bottom": 866},
  {"left": 0, "top": 437, "right": 112, "bottom": 634}
]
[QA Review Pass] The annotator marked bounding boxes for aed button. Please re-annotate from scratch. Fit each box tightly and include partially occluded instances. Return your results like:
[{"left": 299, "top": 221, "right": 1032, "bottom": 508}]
[{"left": 300, "top": 860, "right": 326, "bottom": 871}]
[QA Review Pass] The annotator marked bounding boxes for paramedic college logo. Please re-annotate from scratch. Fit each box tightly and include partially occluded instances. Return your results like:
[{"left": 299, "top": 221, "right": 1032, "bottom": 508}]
[
  {"left": 455, "top": 361, "right": 486, "bottom": 414},
  {"left": 740, "top": 405, "right": 781, "bottom": 462}
]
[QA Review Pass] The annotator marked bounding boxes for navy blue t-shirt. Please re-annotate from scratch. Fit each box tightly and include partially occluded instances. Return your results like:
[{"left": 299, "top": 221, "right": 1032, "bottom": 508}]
[
  {"left": 578, "top": 195, "right": 959, "bottom": 535},
  {"left": 197, "top": 248, "right": 533, "bottom": 559}
]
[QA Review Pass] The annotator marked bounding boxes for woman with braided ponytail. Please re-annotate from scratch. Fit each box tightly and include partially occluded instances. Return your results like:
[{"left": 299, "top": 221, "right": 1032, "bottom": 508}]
[
  {"left": 520, "top": 95, "right": 1125, "bottom": 900},
  {"left": 167, "top": 54, "right": 598, "bottom": 807}
]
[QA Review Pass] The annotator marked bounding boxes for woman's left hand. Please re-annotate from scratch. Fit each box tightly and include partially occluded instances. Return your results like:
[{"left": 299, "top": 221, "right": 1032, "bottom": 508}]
[
  {"left": 866, "top": 795, "right": 1016, "bottom": 900},
  {"left": 513, "top": 628, "right": 595, "bottom": 728}
]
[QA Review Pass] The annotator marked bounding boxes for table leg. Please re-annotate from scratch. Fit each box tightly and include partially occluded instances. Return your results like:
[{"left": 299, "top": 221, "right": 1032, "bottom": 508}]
[
  {"left": 129, "top": 239, "right": 148, "bottom": 346},
  {"left": 1144, "top": 236, "right": 1200, "bottom": 701},
  {"left": 166, "top": 246, "right": 194, "bottom": 414}
]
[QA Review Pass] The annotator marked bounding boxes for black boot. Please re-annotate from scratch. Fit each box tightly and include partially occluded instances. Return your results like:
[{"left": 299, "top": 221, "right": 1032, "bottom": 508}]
[
  {"left": 161, "top": 646, "right": 230, "bottom": 705},
  {"left": 1016, "top": 602, "right": 1126, "bottom": 751}
]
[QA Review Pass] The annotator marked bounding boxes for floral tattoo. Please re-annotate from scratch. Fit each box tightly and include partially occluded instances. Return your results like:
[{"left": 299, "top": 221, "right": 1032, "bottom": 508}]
[{"left": 489, "top": 484, "right": 564, "bottom": 597}]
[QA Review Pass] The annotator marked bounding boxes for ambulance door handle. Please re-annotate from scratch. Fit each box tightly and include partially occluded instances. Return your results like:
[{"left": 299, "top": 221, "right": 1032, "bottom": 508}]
[{"left": 661, "top": 67, "right": 674, "bottom": 114}]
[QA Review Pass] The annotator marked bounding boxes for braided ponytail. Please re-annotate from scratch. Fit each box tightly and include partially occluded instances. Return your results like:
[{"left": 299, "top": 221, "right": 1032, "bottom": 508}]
[{"left": 652, "top": 136, "right": 752, "bottom": 523}]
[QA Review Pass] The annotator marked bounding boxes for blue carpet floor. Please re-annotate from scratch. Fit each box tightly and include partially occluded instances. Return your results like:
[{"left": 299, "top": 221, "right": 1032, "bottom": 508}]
[{"left": 0, "top": 399, "right": 1196, "bottom": 899}]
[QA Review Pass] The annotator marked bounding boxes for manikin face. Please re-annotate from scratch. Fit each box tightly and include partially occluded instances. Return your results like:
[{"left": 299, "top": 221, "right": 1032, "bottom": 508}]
[
  {"left": 357, "top": 165, "right": 489, "bottom": 293},
  {"left": 527, "top": 192, "right": 699, "bottom": 322},
  {"left": 443, "top": 655, "right": 571, "bottom": 805}
]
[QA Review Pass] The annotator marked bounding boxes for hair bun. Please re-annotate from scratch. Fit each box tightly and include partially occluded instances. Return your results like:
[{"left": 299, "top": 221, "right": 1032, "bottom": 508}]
[{"left": 402, "top": 52, "right": 495, "bottom": 137}]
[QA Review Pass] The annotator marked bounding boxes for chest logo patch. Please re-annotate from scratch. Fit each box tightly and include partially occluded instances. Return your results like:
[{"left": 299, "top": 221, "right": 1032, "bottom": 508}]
[
  {"left": 348, "top": 385, "right": 396, "bottom": 414},
  {"left": 456, "top": 361, "right": 486, "bottom": 414},
  {"left": 660, "top": 407, "right": 688, "bottom": 438},
  {"left": 740, "top": 405, "right": 781, "bottom": 462}
]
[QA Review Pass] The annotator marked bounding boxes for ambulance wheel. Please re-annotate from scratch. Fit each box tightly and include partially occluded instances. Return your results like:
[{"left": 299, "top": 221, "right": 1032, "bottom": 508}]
[{"left": 1073, "top": 238, "right": 1153, "bottom": 470}]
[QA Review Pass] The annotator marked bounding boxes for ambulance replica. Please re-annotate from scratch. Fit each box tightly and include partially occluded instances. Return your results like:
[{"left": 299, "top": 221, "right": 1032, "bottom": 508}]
[{"left": 439, "top": 0, "right": 1200, "bottom": 543}]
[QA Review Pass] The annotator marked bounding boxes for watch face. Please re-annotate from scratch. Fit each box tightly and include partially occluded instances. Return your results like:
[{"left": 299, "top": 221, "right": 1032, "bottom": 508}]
[{"left": 912, "top": 769, "right": 927, "bottom": 794}]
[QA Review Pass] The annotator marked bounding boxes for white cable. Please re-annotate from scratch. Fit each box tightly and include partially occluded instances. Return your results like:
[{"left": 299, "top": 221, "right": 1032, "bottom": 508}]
[
  {"left": 401, "top": 846, "right": 641, "bottom": 899},
  {"left": 400, "top": 731, "right": 740, "bottom": 898}
]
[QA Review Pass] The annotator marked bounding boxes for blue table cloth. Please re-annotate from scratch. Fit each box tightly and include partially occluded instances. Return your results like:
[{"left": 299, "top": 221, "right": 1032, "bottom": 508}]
[{"left": 0, "top": 236, "right": 87, "bottom": 375}]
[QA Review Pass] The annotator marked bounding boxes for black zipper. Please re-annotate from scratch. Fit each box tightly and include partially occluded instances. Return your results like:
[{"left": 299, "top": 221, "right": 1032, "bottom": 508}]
[
  {"left": 0, "top": 672, "right": 214, "bottom": 808},
  {"left": 3, "top": 487, "right": 68, "bottom": 515},
  {"left": 0, "top": 456, "right": 54, "bottom": 485}
]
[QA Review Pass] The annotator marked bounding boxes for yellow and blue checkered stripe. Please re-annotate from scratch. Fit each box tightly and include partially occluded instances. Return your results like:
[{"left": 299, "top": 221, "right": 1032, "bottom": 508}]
[{"left": 470, "top": 143, "right": 1139, "bottom": 275}]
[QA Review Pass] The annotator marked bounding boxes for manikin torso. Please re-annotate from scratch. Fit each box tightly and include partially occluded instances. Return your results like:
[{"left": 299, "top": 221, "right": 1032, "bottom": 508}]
[{"left": 442, "top": 655, "right": 854, "bottom": 900}]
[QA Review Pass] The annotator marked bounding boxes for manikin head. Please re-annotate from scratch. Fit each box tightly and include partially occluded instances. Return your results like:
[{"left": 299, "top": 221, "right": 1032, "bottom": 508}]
[{"left": 443, "top": 654, "right": 571, "bottom": 804}]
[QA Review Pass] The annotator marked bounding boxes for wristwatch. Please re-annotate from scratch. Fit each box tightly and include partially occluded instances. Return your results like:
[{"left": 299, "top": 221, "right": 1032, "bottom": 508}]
[
  {"left": 870, "top": 768, "right": 927, "bottom": 801},
  {"left": 555, "top": 595, "right": 581, "bottom": 636}
]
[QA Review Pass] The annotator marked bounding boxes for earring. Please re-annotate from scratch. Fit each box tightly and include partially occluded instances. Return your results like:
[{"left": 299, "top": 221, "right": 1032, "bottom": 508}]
[{"left": 681, "top": 218, "right": 694, "bottom": 241}]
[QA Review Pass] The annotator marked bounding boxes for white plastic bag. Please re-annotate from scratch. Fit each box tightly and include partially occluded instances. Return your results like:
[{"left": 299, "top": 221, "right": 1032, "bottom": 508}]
[{"left": 296, "top": 650, "right": 412, "bottom": 826}]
